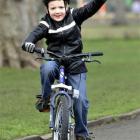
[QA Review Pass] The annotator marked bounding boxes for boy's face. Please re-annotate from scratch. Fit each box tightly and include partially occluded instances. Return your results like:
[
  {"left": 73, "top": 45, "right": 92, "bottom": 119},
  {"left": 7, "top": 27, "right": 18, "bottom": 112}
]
[{"left": 48, "top": 0, "right": 66, "bottom": 22}]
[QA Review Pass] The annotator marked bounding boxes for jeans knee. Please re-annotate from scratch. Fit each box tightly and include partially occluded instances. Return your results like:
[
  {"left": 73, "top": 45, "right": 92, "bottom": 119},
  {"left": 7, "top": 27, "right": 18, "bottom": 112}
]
[
  {"left": 40, "top": 63, "right": 47, "bottom": 75},
  {"left": 40, "top": 62, "right": 58, "bottom": 78}
]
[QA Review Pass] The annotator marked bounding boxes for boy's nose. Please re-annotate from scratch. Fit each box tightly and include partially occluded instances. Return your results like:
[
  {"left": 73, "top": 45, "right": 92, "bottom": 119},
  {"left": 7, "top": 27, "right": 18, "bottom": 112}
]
[{"left": 55, "top": 8, "right": 60, "bottom": 13}]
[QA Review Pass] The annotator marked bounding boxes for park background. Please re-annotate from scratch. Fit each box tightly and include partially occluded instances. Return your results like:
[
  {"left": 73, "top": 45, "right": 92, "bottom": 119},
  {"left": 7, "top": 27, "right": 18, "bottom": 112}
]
[{"left": 0, "top": 0, "right": 140, "bottom": 139}]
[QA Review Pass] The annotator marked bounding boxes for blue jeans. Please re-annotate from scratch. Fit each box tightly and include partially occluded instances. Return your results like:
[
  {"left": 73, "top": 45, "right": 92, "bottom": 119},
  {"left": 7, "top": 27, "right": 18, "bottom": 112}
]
[{"left": 40, "top": 61, "right": 89, "bottom": 137}]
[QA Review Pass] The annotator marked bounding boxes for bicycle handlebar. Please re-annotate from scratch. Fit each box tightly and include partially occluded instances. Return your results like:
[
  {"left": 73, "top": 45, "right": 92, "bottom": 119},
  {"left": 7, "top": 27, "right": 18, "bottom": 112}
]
[{"left": 34, "top": 47, "right": 103, "bottom": 59}]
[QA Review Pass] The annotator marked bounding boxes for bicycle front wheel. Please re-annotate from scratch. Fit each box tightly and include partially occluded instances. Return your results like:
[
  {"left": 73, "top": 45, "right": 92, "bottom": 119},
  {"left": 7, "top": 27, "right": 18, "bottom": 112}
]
[{"left": 53, "top": 95, "right": 69, "bottom": 140}]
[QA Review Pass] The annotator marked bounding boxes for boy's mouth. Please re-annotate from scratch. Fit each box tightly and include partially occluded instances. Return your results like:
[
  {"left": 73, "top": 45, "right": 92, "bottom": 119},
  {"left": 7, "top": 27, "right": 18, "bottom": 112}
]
[{"left": 54, "top": 14, "right": 62, "bottom": 18}]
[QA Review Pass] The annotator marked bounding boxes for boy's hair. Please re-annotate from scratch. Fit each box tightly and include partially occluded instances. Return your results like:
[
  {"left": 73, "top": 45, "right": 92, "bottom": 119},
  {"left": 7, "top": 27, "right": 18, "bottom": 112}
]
[{"left": 43, "top": 0, "right": 70, "bottom": 7}]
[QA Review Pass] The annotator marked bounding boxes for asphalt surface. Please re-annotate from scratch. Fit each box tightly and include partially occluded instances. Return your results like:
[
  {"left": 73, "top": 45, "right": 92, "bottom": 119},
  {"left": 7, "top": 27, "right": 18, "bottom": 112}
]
[
  {"left": 92, "top": 115, "right": 140, "bottom": 140},
  {"left": 17, "top": 109, "right": 140, "bottom": 140}
]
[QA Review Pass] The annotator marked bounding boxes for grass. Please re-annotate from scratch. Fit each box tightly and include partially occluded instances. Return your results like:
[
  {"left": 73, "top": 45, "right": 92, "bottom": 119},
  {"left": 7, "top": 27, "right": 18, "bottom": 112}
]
[
  {"left": 0, "top": 69, "right": 50, "bottom": 140},
  {"left": 0, "top": 39, "right": 140, "bottom": 140},
  {"left": 82, "top": 25, "right": 140, "bottom": 39},
  {"left": 84, "top": 39, "right": 140, "bottom": 119}
]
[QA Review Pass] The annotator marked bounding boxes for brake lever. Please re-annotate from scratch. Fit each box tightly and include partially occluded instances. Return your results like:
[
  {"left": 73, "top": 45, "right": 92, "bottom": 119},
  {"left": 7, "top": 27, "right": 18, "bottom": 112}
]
[
  {"left": 35, "top": 57, "right": 43, "bottom": 61},
  {"left": 35, "top": 57, "right": 55, "bottom": 61},
  {"left": 35, "top": 53, "right": 50, "bottom": 61},
  {"left": 83, "top": 59, "right": 101, "bottom": 64},
  {"left": 93, "top": 60, "right": 101, "bottom": 64}
]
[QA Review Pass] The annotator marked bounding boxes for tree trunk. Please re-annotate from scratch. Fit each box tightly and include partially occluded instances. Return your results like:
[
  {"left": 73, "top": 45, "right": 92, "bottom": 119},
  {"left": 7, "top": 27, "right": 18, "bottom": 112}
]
[
  {"left": 0, "top": 0, "right": 41, "bottom": 68},
  {"left": 111, "top": 0, "right": 127, "bottom": 25}
]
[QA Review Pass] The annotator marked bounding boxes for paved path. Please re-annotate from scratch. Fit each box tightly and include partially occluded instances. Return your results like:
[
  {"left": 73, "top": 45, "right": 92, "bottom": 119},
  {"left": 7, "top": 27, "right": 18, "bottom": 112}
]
[
  {"left": 18, "top": 109, "right": 140, "bottom": 140},
  {"left": 92, "top": 115, "right": 140, "bottom": 140}
]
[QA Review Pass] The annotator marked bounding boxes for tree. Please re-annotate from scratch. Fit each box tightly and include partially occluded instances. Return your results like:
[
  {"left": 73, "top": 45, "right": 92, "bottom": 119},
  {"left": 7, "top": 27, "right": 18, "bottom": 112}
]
[
  {"left": 0, "top": 0, "right": 41, "bottom": 68},
  {"left": 111, "top": 0, "right": 127, "bottom": 25}
]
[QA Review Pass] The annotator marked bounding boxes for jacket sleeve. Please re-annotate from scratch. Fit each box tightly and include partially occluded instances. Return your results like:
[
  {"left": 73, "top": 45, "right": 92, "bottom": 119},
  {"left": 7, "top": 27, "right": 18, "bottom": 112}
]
[
  {"left": 72, "top": 0, "right": 107, "bottom": 25},
  {"left": 23, "top": 23, "right": 48, "bottom": 44}
]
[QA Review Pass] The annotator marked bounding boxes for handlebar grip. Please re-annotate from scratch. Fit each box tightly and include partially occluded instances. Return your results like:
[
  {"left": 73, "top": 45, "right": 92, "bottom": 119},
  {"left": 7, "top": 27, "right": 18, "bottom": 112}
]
[{"left": 90, "top": 52, "right": 103, "bottom": 56}]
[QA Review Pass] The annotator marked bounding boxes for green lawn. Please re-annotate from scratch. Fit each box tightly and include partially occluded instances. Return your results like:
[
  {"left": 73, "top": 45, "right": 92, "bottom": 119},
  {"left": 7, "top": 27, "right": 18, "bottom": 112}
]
[
  {"left": 0, "top": 39, "right": 140, "bottom": 140},
  {"left": 82, "top": 25, "right": 140, "bottom": 39},
  {"left": 84, "top": 39, "right": 140, "bottom": 119}
]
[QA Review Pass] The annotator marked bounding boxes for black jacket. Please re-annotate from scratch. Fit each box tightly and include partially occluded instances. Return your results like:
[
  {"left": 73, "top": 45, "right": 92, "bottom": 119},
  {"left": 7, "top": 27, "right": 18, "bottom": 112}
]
[{"left": 22, "top": 0, "right": 107, "bottom": 74}]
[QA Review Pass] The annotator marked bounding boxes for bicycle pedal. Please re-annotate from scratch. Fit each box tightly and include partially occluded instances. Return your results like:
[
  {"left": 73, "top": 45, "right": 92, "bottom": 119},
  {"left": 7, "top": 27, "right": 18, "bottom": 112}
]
[
  {"left": 36, "top": 94, "right": 42, "bottom": 99},
  {"left": 39, "top": 107, "right": 50, "bottom": 112}
]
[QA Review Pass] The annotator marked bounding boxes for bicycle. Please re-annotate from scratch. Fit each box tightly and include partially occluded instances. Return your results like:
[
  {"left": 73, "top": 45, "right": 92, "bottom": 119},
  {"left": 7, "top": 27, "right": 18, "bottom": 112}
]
[{"left": 34, "top": 47, "right": 103, "bottom": 140}]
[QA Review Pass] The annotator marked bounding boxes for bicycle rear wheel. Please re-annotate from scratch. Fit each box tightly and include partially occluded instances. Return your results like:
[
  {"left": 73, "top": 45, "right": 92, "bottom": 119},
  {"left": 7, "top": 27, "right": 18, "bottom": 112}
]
[{"left": 53, "top": 95, "right": 69, "bottom": 140}]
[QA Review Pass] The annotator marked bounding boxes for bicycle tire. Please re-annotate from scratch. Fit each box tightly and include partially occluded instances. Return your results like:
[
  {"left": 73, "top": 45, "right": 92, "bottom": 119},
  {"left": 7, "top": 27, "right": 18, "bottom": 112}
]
[{"left": 53, "top": 95, "right": 69, "bottom": 140}]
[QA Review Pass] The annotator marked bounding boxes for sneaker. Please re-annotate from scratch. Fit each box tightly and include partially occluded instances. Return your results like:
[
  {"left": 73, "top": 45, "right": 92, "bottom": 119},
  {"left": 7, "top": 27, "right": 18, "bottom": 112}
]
[
  {"left": 35, "top": 95, "right": 50, "bottom": 112},
  {"left": 88, "top": 132, "right": 95, "bottom": 139}
]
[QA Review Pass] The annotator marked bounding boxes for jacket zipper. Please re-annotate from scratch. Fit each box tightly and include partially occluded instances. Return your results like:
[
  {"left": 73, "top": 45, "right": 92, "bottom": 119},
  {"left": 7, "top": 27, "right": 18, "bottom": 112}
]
[{"left": 61, "top": 30, "right": 66, "bottom": 55}]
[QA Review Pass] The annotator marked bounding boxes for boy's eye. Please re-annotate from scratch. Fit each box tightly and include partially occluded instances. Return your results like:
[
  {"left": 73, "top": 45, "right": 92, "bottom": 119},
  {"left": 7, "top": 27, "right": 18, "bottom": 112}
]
[
  {"left": 59, "top": 6, "right": 64, "bottom": 9},
  {"left": 50, "top": 6, "right": 64, "bottom": 10},
  {"left": 50, "top": 7, "right": 56, "bottom": 10}
]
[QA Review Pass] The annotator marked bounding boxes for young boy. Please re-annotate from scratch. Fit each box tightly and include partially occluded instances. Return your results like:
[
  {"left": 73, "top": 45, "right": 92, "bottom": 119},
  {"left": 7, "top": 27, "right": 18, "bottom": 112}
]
[{"left": 22, "top": 0, "right": 107, "bottom": 139}]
